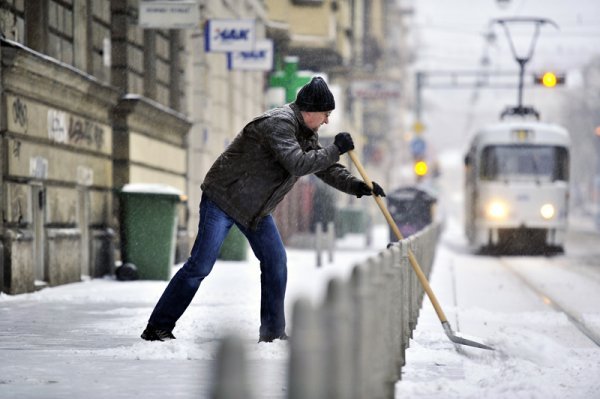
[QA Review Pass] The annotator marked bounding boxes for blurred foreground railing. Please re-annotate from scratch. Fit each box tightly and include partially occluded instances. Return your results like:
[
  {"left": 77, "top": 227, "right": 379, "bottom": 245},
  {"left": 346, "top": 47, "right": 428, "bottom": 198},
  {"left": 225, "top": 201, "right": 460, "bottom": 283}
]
[{"left": 212, "top": 222, "right": 442, "bottom": 399}]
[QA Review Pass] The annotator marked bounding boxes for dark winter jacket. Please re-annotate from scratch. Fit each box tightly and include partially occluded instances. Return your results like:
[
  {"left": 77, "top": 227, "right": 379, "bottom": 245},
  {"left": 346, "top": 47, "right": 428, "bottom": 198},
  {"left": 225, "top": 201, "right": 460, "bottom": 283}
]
[{"left": 201, "top": 103, "right": 364, "bottom": 229}]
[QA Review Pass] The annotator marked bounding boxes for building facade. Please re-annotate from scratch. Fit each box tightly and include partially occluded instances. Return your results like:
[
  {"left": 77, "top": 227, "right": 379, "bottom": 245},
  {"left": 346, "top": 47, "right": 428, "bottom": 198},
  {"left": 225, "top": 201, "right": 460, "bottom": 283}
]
[
  {"left": 0, "top": 0, "right": 190, "bottom": 294},
  {"left": 0, "top": 0, "right": 412, "bottom": 293}
]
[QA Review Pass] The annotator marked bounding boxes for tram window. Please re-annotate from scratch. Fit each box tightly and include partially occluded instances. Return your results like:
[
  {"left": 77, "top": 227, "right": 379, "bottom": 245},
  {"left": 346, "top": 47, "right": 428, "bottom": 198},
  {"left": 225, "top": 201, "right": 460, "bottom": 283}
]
[
  {"left": 480, "top": 145, "right": 568, "bottom": 181},
  {"left": 555, "top": 147, "right": 569, "bottom": 180}
]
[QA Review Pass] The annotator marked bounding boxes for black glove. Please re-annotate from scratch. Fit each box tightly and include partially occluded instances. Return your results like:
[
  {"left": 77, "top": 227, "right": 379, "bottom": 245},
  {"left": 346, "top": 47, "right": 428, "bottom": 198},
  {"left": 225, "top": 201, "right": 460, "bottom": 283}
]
[
  {"left": 355, "top": 181, "right": 386, "bottom": 198},
  {"left": 372, "top": 182, "right": 386, "bottom": 197},
  {"left": 334, "top": 132, "right": 354, "bottom": 155}
]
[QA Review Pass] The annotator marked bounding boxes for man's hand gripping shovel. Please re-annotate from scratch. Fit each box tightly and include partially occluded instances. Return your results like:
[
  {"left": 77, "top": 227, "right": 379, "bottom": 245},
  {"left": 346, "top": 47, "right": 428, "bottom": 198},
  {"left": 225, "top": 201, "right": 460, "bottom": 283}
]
[{"left": 348, "top": 150, "right": 494, "bottom": 351}]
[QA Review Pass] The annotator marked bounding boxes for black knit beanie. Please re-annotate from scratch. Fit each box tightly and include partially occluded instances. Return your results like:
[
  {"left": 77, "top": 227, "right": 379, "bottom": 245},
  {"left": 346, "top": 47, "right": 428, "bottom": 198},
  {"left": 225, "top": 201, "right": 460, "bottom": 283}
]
[{"left": 295, "top": 76, "right": 335, "bottom": 112}]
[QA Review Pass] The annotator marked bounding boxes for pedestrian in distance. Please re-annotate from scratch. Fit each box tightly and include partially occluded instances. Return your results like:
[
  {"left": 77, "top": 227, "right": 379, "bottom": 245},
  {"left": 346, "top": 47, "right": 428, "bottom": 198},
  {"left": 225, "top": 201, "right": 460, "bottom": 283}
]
[{"left": 141, "top": 76, "right": 386, "bottom": 343}]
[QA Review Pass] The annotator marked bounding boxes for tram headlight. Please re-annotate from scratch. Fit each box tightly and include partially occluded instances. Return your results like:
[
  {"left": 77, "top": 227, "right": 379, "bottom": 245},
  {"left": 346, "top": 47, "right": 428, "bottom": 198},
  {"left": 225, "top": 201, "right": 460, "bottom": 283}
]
[
  {"left": 540, "top": 203, "right": 555, "bottom": 220},
  {"left": 485, "top": 200, "right": 509, "bottom": 220}
]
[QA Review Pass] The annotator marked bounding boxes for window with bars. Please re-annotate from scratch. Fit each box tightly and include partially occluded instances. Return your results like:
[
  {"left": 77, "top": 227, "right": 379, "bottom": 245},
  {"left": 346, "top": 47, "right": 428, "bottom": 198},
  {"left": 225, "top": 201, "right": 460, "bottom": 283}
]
[
  {"left": 155, "top": 30, "right": 171, "bottom": 105},
  {"left": 47, "top": 0, "right": 74, "bottom": 65},
  {"left": 0, "top": 0, "right": 26, "bottom": 43},
  {"left": 90, "top": 0, "right": 111, "bottom": 82},
  {"left": 12, "top": 1, "right": 185, "bottom": 112}
]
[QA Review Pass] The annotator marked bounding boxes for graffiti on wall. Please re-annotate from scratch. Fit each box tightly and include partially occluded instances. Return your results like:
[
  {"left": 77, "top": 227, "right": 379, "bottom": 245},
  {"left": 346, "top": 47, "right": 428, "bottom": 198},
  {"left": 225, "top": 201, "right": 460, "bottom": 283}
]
[
  {"left": 12, "top": 97, "right": 28, "bottom": 131},
  {"left": 69, "top": 119, "right": 105, "bottom": 150},
  {"left": 12, "top": 140, "right": 21, "bottom": 158},
  {"left": 30, "top": 156, "right": 48, "bottom": 179},
  {"left": 47, "top": 108, "right": 105, "bottom": 150},
  {"left": 8, "top": 98, "right": 107, "bottom": 151},
  {"left": 48, "top": 109, "right": 68, "bottom": 143}
]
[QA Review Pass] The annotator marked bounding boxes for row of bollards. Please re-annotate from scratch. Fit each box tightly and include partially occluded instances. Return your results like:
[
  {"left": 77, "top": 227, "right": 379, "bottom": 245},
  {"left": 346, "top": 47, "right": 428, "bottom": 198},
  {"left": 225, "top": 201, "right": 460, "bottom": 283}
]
[{"left": 212, "top": 222, "right": 441, "bottom": 399}]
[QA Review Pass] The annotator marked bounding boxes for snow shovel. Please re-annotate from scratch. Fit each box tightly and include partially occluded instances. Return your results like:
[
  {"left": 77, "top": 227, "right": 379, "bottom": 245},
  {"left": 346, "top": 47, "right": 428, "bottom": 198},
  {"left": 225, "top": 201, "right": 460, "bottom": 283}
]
[{"left": 348, "top": 150, "right": 494, "bottom": 350}]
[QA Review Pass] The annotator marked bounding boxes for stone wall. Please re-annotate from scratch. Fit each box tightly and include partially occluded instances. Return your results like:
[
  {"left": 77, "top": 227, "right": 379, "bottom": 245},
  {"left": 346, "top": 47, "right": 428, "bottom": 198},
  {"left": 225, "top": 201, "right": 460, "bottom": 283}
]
[{"left": 1, "top": 40, "right": 119, "bottom": 294}]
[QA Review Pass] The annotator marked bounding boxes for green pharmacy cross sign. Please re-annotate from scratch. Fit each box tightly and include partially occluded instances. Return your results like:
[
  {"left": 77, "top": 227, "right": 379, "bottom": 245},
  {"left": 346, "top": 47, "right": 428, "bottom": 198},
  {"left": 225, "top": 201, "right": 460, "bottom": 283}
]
[{"left": 269, "top": 57, "right": 311, "bottom": 103}]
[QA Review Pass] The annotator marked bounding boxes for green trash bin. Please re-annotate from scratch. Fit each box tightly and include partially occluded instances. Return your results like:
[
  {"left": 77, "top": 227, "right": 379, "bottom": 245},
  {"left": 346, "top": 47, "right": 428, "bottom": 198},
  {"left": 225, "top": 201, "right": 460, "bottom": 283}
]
[
  {"left": 218, "top": 225, "right": 248, "bottom": 261},
  {"left": 119, "top": 183, "right": 182, "bottom": 280},
  {"left": 335, "top": 207, "right": 367, "bottom": 237}
]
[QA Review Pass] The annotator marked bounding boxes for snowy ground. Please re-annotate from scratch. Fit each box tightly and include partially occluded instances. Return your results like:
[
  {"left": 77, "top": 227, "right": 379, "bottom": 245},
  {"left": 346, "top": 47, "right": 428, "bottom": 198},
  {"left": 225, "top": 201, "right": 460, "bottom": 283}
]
[
  {"left": 2, "top": 216, "right": 599, "bottom": 399},
  {"left": 0, "top": 231, "right": 385, "bottom": 399},
  {"left": 394, "top": 217, "right": 600, "bottom": 399}
]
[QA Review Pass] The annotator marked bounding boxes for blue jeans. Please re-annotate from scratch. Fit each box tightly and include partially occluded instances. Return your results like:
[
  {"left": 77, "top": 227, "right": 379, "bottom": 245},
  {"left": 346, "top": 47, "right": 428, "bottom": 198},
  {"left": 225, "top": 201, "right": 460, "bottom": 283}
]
[{"left": 148, "top": 194, "right": 288, "bottom": 337}]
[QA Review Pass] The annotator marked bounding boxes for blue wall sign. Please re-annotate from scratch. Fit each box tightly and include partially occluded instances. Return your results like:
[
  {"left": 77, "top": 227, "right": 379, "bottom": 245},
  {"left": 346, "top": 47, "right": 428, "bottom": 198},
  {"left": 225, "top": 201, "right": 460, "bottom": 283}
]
[
  {"left": 205, "top": 19, "right": 256, "bottom": 52},
  {"left": 227, "top": 39, "right": 273, "bottom": 71}
]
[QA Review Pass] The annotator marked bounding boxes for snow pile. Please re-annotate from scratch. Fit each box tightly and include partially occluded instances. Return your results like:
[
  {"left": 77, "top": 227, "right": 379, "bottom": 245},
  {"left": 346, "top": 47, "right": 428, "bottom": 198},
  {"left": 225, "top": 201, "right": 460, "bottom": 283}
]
[
  {"left": 395, "top": 221, "right": 600, "bottom": 399},
  {"left": 397, "top": 323, "right": 600, "bottom": 398}
]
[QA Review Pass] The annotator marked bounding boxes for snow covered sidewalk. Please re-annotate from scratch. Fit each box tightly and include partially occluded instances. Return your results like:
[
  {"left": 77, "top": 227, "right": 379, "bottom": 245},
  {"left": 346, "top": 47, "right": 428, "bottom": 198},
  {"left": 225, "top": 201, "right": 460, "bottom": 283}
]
[
  {"left": 0, "top": 232, "right": 384, "bottom": 399},
  {"left": 4, "top": 219, "right": 598, "bottom": 399},
  {"left": 395, "top": 219, "right": 600, "bottom": 399}
]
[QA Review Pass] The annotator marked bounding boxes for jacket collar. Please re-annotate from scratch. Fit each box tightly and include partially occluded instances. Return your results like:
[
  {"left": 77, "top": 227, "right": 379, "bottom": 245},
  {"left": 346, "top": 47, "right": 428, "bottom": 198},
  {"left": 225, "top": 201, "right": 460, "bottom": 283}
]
[{"left": 289, "top": 103, "right": 317, "bottom": 138}]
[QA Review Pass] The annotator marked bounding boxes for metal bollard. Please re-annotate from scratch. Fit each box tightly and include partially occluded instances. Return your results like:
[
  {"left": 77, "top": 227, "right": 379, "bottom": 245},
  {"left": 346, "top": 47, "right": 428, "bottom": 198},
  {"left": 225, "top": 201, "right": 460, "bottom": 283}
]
[
  {"left": 327, "top": 221, "right": 335, "bottom": 263},
  {"left": 384, "top": 247, "right": 402, "bottom": 384},
  {"left": 399, "top": 240, "right": 411, "bottom": 354},
  {"left": 316, "top": 222, "right": 323, "bottom": 268},
  {"left": 413, "top": 238, "right": 423, "bottom": 318},
  {"left": 350, "top": 263, "right": 373, "bottom": 399},
  {"left": 380, "top": 250, "right": 399, "bottom": 396},
  {"left": 289, "top": 298, "right": 327, "bottom": 399},
  {"left": 211, "top": 335, "right": 253, "bottom": 399},
  {"left": 408, "top": 238, "right": 418, "bottom": 336},
  {"left": 323, "top": 278, "right": 354, "bottom": 399},
  {"left": 368, "top": 257, "right": 386, "bottom": 399},
  {"left": 389, "top": 244, "right": 406, "bottom": 375},
  {"left": 387, "top": 246, "right": 400, "bottom": 360}
]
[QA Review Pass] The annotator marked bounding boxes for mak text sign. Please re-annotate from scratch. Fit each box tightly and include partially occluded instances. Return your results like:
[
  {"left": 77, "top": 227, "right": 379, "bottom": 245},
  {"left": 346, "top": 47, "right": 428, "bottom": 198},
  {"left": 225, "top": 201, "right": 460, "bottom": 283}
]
[
  {"left": 227, "top": 39, "right": 273, "bottom": 71},
  {"left": 139, "top": 1, "right": 199, "bottom": 29},
  {"left": 205, "top": 19, "right": 256, "bottom": 52}
]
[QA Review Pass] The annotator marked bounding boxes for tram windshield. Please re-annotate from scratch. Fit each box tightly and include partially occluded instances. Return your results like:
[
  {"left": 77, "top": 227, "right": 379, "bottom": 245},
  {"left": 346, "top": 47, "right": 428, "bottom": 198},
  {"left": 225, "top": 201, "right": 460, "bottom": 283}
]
[{"left": 480, "top": 145, "right": 569, "bottom": 182}]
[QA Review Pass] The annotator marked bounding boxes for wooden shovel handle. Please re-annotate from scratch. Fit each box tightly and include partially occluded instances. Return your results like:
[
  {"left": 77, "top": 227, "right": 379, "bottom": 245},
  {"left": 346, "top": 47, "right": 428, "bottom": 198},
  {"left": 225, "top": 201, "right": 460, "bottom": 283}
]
[{"left": 347, "top": 150, "right": 448, "bottom": 324}]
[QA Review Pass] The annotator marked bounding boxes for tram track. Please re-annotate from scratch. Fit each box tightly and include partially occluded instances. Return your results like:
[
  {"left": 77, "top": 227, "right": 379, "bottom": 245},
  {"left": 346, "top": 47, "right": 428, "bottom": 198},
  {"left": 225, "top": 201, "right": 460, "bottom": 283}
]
[{"left": 499, "top": 257, "right": 600, "bottom": 348}]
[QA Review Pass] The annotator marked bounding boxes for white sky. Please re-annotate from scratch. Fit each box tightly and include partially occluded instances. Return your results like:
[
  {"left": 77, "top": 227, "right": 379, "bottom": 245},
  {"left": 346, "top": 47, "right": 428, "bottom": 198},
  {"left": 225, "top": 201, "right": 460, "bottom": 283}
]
[
  {"left": 412, "top": 0, "right": 600, "bottom": 71},
  {"left": 406, "top": 0, "right": 600, "bottom": 152}
]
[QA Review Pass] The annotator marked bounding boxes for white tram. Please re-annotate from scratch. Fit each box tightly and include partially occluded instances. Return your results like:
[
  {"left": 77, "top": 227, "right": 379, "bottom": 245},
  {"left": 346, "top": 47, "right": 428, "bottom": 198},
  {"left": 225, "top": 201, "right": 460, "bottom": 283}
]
[{"left": 464, "top": 121, "right": 570, "bottom": 253}]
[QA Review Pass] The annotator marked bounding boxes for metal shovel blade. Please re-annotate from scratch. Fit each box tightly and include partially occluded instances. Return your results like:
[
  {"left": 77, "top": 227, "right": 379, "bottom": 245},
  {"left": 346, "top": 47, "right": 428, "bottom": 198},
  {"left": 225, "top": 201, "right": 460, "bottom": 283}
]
[{"left": 442, "top": 322, "right": 494, "bottom": 350}]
